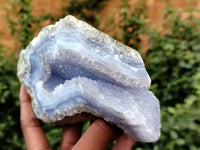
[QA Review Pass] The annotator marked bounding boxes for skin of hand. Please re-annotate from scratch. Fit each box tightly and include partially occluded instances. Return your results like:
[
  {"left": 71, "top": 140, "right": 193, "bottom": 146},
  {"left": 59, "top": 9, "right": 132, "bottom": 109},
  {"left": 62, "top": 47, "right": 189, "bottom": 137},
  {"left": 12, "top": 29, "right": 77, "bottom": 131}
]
[{"left": 20, "top": 85, "right": 135, "bottom": 150}]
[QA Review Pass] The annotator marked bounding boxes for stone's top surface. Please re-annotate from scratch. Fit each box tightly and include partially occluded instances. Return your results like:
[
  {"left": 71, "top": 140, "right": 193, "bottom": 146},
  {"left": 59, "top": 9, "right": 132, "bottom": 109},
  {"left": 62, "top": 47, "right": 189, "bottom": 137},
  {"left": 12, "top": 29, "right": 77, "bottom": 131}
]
[
  {"left": 17, "top": 15, "right": 161, "bottom": 142},
  {"left": 18, "top": 15, "right": 151, "bottom": 90}
]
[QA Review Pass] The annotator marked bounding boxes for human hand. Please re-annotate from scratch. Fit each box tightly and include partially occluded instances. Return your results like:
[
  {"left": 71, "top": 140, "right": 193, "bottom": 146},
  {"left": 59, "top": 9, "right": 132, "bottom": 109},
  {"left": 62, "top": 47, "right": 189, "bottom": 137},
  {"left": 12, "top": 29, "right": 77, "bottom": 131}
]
[{"left": 20, "top": 85, "right": 135, "bottom": 150}]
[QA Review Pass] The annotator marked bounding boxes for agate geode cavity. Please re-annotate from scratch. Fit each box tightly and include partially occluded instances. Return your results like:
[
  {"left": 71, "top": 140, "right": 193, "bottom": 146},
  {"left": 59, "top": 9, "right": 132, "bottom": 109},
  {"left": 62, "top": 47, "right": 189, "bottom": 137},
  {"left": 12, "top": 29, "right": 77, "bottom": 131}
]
[{"left": 17, "top": 15, "right": 161, "bottom": 142}]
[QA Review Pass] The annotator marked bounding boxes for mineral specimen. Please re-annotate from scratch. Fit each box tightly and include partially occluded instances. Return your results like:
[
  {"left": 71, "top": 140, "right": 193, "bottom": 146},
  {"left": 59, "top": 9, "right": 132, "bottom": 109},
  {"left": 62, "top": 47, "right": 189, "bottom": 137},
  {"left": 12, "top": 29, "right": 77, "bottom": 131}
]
[{"left": 17, "top": 15, "right": 161, "bottom": 142}]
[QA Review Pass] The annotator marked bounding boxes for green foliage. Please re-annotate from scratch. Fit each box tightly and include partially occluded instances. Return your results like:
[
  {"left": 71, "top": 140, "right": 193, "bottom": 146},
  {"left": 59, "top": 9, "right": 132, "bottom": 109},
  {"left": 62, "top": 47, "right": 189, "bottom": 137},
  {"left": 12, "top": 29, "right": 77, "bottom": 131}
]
[
  {"left": 119, "top": 0, "right": 147, "bottom": 49},
  {"left": 137, "top": 4, "right": 200, "bottom": 150},
  {"left": 62, "top": 0, "right": 106, "bottom": 28},
  {"left": 42, "top": 123, "right": 62, "bottom": 149},
  {"left": 0, "top": 45, "right": 23, "bottom": 149},
  {"left": 5, "top": 0, "right": 50, "bottom": 49},
  {"left": 146, "top": 5, "right": 200, "bottom": 106}
]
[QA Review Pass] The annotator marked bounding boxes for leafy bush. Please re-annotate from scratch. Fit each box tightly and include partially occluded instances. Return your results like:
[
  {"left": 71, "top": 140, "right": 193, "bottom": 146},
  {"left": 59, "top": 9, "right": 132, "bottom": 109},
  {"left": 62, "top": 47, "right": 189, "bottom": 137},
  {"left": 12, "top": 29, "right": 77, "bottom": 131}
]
[
  {"left": 5, "top": 0, "right": 50, "bottom": 49},
  {"left": 0, "top": 45, "right": 23, "bottom": 149},
  {"left": 63, "top": 0, "right": 106, "bottom": 28},
  {"left": 117, "top": 2, "right": 200, "bottom": 149},
  {"left": 146, "top": 5, "right": 200, "bottom": 106},
  {"left": 136, "top": 4, "right": 200, "bottom": 150},
  {"left": 119, "top": 0, "right": 147, "bottom": 50}
]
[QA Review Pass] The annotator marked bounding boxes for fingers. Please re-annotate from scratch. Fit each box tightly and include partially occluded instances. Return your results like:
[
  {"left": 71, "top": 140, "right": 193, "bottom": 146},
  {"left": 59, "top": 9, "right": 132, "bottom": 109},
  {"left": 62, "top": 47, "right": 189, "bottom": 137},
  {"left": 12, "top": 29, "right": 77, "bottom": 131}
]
[
  {"left": 20, "top": 85, "right": 134, "bottom": 150},
  {"left": 20, "top": 85, "right": 38, "bottom": 127},
  {"left": 60, "top": 123, "right": 82, "bottom": 150},
  {"left": 72, "top": 119, "right": 121, "bottom": 150},
  {"left": 113, "top": 133, "right": 135, "bottom": 150},
  {"left": 20, "top": 85, "right": 51, "bottom": 150}
]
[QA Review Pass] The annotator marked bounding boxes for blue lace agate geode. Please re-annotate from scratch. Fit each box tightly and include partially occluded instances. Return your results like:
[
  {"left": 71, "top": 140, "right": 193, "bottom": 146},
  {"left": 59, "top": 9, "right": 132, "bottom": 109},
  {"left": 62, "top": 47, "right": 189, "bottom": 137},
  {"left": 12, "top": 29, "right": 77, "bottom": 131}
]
[{"left": 17, "top": 15, "right": 161, "bottom": 142}]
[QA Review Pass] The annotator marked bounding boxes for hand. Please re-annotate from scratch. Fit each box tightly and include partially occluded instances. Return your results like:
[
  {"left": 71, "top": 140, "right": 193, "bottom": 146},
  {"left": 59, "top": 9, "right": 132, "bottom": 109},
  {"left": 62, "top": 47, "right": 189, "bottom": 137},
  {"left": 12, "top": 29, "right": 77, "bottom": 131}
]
[{"left": 20, "top": 85, "right": 135, "bottom": 150}]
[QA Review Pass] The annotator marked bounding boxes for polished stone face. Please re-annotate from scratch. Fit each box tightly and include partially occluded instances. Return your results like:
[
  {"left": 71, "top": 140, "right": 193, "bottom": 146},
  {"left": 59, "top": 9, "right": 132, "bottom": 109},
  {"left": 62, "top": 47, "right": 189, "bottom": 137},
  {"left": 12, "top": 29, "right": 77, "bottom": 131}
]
[{"left": 17, "top": 15, "right": 161, "bottom": 142}]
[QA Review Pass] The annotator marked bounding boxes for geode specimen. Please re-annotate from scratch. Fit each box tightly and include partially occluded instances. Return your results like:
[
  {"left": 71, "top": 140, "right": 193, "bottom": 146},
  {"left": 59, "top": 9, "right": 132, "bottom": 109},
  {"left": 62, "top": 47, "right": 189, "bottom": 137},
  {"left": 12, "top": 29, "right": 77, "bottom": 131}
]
[{"left": 17, "top": 15, "right": 161, "bottom": 142}]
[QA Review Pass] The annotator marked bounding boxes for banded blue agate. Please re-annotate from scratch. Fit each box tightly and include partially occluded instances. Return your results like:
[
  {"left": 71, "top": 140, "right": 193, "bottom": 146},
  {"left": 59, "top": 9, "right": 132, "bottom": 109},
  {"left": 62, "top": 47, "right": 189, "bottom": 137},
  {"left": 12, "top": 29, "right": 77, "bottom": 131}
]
[{"left": 17, "top": 15, "right": 161, "bottom": 142}]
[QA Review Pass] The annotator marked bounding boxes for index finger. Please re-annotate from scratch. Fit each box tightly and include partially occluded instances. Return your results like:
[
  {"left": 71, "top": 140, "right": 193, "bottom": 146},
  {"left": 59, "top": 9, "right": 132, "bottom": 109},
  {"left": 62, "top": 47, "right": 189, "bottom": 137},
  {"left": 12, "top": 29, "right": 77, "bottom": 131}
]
[
  {"left": 72, "top": 119, "right": 121, "bottom": 150},
  {"left": 20, "top": 85, "right": 51, "bottom": 150}
]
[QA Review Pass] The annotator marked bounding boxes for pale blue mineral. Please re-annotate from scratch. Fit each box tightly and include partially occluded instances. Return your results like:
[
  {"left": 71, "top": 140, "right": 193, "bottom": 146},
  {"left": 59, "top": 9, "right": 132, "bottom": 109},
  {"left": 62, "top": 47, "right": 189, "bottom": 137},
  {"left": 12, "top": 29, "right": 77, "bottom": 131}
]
[{"left": 17, "top": 15, "right": 161, "bottom": 142}]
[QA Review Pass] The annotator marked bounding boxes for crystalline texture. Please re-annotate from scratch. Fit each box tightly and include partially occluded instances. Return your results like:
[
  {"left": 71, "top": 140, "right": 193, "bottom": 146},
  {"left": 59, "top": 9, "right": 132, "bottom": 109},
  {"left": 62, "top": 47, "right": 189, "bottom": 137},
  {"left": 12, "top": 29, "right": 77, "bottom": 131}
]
[{"left": 17, "top": 15, "right": 161, "bottom": 142}]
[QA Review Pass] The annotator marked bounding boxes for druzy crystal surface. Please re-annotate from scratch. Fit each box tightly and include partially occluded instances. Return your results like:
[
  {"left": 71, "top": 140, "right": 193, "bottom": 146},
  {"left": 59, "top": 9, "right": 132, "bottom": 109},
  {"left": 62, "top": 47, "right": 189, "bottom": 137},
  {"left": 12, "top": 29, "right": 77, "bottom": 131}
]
[{"left": 17, "top": 15, "right": 161, "bottom": 142}]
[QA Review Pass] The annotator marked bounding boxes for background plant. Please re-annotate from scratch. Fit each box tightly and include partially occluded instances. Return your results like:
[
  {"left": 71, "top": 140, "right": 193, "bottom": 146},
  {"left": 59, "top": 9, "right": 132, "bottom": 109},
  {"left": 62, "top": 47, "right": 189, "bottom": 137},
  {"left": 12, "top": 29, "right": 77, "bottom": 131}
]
[
  {"left": 146, "top": 5, "right": 200, "bottom": 107},
  {"left": 135, "top": 4, "right": 200, "bottom": 150},
  {"left": 62, "top": 0, "right": 106, "bottom": 28},
  {"left": 5, "top": 0, "right": 50, "bottom": 50},
  {"left": 119, "top": 0, "right": 147, "bottom": 50},
  {"left": 0, "top": 44, "right": 23, "bottom": 149},
  {"left": 0, "top": 0, "right": 200, "bottom": 149}
]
